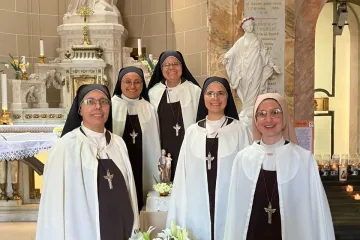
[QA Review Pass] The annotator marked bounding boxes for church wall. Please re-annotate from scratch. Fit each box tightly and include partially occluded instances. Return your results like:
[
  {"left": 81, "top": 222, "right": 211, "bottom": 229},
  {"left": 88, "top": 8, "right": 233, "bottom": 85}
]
[
  {"left": 0, "top": 0, "right": 69, "bottom": 107},
  {"left": 120, "top": 0, "right": 208, "bottom": 86}
]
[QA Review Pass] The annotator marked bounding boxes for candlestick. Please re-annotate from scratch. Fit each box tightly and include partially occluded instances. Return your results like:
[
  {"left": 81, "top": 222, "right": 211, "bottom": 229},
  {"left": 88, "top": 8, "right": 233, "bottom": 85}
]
[
  {"left": 355, "top": 194, "right": 360, "bottom": 200},
  {"left": 346, "top": 185, "right": 353, "bottom": 192},
  {"left": 40, "top": 39, "right": 44, "bottom": 56},
  {"left": 39, "top": 55, "right": 46, "bottom": 64},
  {"left": 0, "top": 109, "right": 12, "bottom": 125},
  {"left": 138, "top": 39, "right": 142, "bottom": 56},
  {"left": 1, "top": 74, "right": 7, "bottom": 110}
]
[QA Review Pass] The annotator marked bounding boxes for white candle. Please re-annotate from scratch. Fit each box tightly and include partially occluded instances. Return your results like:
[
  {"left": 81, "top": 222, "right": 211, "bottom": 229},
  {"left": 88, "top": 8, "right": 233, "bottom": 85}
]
[
  {"left": 1, "top": 74, "right": 7, "bottom": 110},
  {"left": 40, "top": 39, "right": 44, "bottom": 56},
  {"left": 149, "top": 54, "right": 153, "bottom": 61},
  {"left": 137, "top": 39, "right": 142, "bottom": 56}
]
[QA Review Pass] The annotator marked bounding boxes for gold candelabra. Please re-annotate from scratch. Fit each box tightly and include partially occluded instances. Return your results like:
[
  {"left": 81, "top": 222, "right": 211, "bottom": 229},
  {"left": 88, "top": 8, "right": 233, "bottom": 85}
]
[
  {"left": 1, "top": 109, "right": 13, "bottom": 125},
  {"left": 76, "top": 5, "right": 94, "bottom": 45},
  {"left": 138, "top": 53, "right": 143, "bottom": 62}
]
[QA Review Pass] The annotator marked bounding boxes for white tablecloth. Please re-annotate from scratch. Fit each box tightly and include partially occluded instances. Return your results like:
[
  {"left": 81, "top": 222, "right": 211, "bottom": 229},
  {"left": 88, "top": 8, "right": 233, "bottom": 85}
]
[{"left": 0, "top": 133, "right": 57, "bottom": 161}]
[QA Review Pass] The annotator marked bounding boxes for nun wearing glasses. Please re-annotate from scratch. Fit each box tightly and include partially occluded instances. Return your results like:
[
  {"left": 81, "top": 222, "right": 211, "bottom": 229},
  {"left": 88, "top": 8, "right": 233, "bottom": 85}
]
[
  {"left": 112, "top": 66, "right": 161, "bottom": 211},
  {"left": 166, "top": 77, "right": 251, "bottom": 240},
  {"left": 147, "top": 50, "right": 202, "bottom": 181},
  {"left": 36, "top": 84, "right": 139, "bottom": 240},
  {"left": 224, "top": 93, "right": 334, "bottom": 240}
]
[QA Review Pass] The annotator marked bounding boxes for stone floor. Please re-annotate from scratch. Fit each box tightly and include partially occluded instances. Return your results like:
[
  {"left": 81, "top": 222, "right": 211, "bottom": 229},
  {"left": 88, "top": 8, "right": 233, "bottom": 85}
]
[{"left": 0, "top": 222, "right": 36, "bottom": 240}]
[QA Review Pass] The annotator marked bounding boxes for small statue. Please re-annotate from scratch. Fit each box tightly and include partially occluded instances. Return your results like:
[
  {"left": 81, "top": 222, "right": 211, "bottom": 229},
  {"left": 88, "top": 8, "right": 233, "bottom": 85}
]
[
  {"left": 25, "top": 86, "right": 38, "bottom": 103},
  {"left": 158, "top": 149, "right": 168, "bottom": 183},
  {"left": 165, "top": 153, "right": 172, "bottom": 183}
]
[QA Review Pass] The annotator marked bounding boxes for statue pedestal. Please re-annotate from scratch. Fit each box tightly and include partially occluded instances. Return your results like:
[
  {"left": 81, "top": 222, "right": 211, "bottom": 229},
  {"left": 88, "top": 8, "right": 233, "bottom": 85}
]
[{"left": 57, "top": 22, "right": 128, "bottom": 92}]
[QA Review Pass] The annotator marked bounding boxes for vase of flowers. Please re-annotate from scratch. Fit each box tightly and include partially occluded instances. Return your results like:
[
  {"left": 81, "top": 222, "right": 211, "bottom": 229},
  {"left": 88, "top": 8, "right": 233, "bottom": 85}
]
[
  {"left": 153, "top": 182, "right": 172, "bottom": 197},
  {"left": 1, "top": 54, "right": 29, "bottom": 80}
]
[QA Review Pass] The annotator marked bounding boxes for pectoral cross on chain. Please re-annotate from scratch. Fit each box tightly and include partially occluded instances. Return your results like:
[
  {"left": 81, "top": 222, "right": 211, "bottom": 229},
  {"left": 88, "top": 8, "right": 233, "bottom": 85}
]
[
  {"left": 104, "top": 169, "right": 114, "bottom": 190},
  {"left": 206, "top": 152, "right": 214, "bottom": 170},
  {"left": 264, "top": 202, "right": 276, "bottom": 224},
  {"left": 173, "top": 123, "right": 181, "bottom": 136},
  {"left": 130, "top": 130, "right": 138, "bottom": 144}
]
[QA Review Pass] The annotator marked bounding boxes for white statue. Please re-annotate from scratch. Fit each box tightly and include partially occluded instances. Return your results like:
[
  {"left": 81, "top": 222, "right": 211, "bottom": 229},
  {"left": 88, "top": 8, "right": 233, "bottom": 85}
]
[
  {"left": 158, "top": 149, "right": 167, "bottom": 183},
  {"left": 223, "top": 17, "right": 281, "bottom": 118},
  {"left": 165, "top": 153, "right": 172, "bottom": 183},
  {"left": 67, "top": 0, "right": 119, "bottom": 16}
]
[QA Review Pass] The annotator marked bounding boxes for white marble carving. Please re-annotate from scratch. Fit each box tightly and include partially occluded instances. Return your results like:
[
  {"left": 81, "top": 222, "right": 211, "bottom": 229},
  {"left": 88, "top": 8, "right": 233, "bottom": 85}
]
[{"left": 224, "top": 17, "right": 281, "bottom": 118}]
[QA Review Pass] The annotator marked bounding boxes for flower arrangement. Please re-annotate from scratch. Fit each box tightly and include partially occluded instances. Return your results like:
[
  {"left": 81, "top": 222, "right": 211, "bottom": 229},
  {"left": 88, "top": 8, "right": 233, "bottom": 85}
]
[
  {"left": 141, "top": 54, "right": 158, "bottom": 75},
  {"left": 129, "top": 221, "right": 191, "bottom": 240},
  {"left": 130, "top": 226, "right": 156, "bottom": 240},
  {"left": 52, "top": 125, "right": 63, "bottom": 138},
  {"left": 154, "top": 220, "right": 191, "bottom": 240},
  {"left": 0, "top": 54, "right": 30, "bottom": 80},
  {"left": 153, "top": 182, "right": 172, "bottom": 196}
]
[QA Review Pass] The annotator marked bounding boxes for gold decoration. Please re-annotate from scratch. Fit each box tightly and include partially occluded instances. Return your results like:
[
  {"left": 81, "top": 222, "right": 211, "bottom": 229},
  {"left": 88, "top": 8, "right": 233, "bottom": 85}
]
[
  {"left": 11, "top": 183, "right": 21, "bottom": 200},
  {"left": 138, "top": 53, "right": 143, "bottom": 62},
  {"left": 1, "top": 109, "right": 13, "bottom": 125},
  {"left": 39, "top": 55, "right": 46, "bottom": 64},
  {"left": 21, "top": 71, "right": 28, "bottom": 80},
  {"left": 12, "top": 114, "right": 21, "bottom": 119},
  {"left": 314, "top": 97, "right": 329, "bottom": 111},
  {"left": 76, "top": 5, "right": 94, "bottom": 45},
  {"left": 0, "top": 183, "right": 7, "bottom": 200}
]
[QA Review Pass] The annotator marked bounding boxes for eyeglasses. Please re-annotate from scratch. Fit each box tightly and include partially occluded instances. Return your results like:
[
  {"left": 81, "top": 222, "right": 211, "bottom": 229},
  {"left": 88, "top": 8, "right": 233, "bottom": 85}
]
[
  {"left": 162, "top": 62, "right": 181, "bottom": 68},
  {"left": 122, "top": 80, "right": 143, "bottom": 86},
  {"left": 255, "top": 108, "right": 282, "bottom": 119},
  {"left": 205, "top": 91, "right": 227, "bottom": 98},
  {"left": 82, "top": 98, "right": 110, "bottom": 106}
]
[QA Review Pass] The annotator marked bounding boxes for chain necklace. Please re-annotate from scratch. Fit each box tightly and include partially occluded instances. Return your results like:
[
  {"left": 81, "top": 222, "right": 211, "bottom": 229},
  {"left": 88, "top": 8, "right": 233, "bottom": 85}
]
[
  {"left": 205, "top": 117, "right": 227, "bottom": 170},
  {"left": 262, "top": 169, "right": 277, "bottom": 224},
  {"left": 80, "top": 127, "right": 114, "bottom": 190},
  {"left": 127, "top": 111, "right": 138, "bottom": 144},
  {"left": 165, "top": 84, "right": 181, "bottom": 137}
]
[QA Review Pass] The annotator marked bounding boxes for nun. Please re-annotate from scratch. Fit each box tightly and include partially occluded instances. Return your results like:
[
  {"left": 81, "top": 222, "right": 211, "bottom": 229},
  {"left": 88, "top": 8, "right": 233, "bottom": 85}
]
[
  {"left": 224, "top": 93, "right": 335, "bottom": 240},
  {"left": 112, "top": 66, "right": 161, "bottom": 211},
  {"left": 36, "top": 84, "right": 139, "bottom": 240},
  {"left": 166, "top": 77, "right": 252, "bottom": 240},
  {"left": 147, "top": 50, "right": 202, "bottom": 180}
]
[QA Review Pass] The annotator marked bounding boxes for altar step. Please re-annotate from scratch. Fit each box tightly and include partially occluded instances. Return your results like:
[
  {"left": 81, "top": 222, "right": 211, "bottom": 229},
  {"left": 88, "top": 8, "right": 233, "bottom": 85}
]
[
  {"left": 323, "top": 179, "right": 360, "bottom": 240},
  {"left": 0, "top": 203, "right": 38, "bottom": 222}
]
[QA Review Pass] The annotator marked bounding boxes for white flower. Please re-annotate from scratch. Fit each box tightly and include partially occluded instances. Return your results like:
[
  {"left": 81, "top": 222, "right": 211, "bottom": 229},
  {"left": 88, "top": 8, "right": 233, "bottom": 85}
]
[
  {"left": 153, "top": 182, "right": 172, "bottom": 193},
  {"left": 52, "top": 126, "right": 63, "bottom": 134},
  {"left": 4, "top": 64, "right": 10, "bottom": 68}
]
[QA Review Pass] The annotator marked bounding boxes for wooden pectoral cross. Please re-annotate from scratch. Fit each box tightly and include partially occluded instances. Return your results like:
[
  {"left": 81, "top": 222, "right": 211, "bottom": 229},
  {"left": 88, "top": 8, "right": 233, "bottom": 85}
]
[
  {"left": 104, "top": 169, "right": 114, "bottom": 190},
  {"left": 264, "top": 202, "right": 276, "bottom": 224},
  {"left": 206, "top": 152, "right": 214, "bottom": 170},
  {"left": 130, "top": 130, "right": 138, "bottom": 144},
  {"left": 173, "top": 123, "right": 181, "bottom": 136}
]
